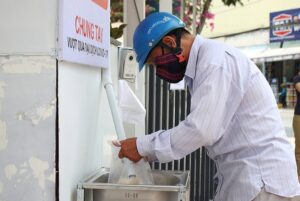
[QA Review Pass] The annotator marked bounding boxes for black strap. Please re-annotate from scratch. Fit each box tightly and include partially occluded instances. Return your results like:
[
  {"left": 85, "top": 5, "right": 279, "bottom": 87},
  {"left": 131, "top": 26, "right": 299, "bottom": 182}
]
[{"left": 175, "top": 29, "right": 182, "bottom": 49}]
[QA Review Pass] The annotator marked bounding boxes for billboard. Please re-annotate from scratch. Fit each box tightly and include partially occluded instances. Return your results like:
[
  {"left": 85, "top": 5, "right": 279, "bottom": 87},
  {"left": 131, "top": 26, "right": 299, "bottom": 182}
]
[
  {"left": 270, "top": 8, "right": 300, "bottom": 43},
  {"left": 58, "top": 0, "right": 110, "bottom": 68}
]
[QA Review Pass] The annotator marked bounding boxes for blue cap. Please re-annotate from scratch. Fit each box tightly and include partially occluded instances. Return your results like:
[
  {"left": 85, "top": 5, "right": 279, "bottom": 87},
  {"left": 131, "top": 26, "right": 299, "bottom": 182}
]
[{"left": 133, "top": 12, "right": 185, "bottom": 71}]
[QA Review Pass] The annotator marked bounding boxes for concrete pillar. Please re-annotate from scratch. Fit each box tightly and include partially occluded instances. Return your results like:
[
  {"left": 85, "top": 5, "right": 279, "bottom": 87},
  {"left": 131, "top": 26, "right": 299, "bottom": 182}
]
[
  {"left": 123, "top": 1, "right": 146, "bottom": 138},
  {"left": 123, "top": 0, "right": 145, "bottom": 47},
  {"left": 159, "top": 0, "right": 172, "bottom": 12}
]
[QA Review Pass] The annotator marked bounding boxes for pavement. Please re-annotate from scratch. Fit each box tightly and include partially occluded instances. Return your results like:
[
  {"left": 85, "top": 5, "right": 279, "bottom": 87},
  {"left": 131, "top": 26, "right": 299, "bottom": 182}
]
[
  {"left": 279, "top": 108, "right": 295, "bottom": 149},
  {"left": 279, "top": 109, "right": 300, "bottom": 201}
]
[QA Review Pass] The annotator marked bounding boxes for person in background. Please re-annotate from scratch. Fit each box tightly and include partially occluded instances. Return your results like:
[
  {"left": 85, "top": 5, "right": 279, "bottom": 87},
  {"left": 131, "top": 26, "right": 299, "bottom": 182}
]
[
  {"left": 294, "top": 69, "right": 300, "bottom": 181},
  {"left": 114, "top": 12, "right": 300, "bottom": 201},
  {"left": 279, "top": 82, "right": 287, "bottom": 108}
]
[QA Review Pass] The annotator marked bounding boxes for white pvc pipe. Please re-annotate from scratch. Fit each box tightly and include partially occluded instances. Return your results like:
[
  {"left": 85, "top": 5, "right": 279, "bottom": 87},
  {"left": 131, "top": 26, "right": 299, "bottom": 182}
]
[
  {"left": 102, "top": 68, "right": 126, "bottom": 140},
  {"left": 102, "top": 68, "right": 136, "bottom": 177}
]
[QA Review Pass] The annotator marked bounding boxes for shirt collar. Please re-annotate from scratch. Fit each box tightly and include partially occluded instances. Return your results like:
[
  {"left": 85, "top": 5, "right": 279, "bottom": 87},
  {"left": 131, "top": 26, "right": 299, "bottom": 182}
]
[{"left": 185, "top": 35, "right": 203, "bottom": 80}]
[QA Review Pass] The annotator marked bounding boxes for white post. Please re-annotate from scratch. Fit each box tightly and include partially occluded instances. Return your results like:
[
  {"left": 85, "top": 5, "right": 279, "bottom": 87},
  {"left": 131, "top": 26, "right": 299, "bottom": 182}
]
[
  {"left": 262, "top": 62, "right": 266, "bottom": 77},
  {"left": 192, "top": 0, "right": 197, "bottom": 35},
  {"left": 123, "top": 0, "right": 146, "bottom": 139},
  {"left": 180, "top": 0, "right": 184, "bottom": 19},
  {"left": 124, "top": 0, "right": 145, "bottom": 47},
  {"left": 159, "top": 0, "right": 172, "bottom": 12}
]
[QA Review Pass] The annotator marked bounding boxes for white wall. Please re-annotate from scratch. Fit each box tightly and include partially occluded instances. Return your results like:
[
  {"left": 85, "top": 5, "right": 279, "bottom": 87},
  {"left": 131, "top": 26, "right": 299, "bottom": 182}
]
[
  {"left": 0, "top": 0, "right": 57, "bottom": 54},
  {"left": 215, "top": 29, "right": 269, "bottom": 48},
  {"left": 0, "top": 56, "right": 56, "bottom": 201},
  {"left": 58, "top": 44, "right": 121, "bottom": 201},
  {"left": 0, "top": 0, "right": 57, "bottom": 200},
  {"left": 202, "top": 0, "right": 300, "bottom": 38},
  {"left": 0, "top": 1, "right": 147, "bottom": 201}
]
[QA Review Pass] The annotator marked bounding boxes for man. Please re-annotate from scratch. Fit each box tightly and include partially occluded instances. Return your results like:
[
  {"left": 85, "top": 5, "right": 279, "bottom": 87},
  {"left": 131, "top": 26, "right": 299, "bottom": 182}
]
[
  {"left": 294, "top": 69, "right": 300, "bottom": 181},
  {"left": 115, "top": 12, "right": 300, "bottom": 201}
]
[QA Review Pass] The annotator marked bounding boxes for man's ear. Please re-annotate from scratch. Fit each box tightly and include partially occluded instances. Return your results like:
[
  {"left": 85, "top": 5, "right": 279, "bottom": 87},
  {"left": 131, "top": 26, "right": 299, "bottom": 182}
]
[{"left": 162, "top": 36, "right": 177, "bottom": 48}]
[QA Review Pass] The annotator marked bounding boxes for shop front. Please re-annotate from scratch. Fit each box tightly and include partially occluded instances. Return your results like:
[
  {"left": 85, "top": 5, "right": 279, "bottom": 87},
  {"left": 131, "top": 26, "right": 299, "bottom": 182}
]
[
  {"left": 249, "top": 8, "right": 300, "bottom": 108},
  {"left": 251, "top": 47, "right": 300, "bottom": 108}
]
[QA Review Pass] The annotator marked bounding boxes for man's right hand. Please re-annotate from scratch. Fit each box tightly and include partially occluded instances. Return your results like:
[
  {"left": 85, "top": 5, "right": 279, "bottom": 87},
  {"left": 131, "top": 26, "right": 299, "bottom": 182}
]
[{"left": 112, "top": 138, "right": 143, "bottom": 163}]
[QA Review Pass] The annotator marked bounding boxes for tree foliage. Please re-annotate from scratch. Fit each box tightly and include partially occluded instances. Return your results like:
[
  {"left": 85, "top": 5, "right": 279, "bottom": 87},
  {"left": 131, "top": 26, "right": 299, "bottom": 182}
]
[
  {"left": 111, "top": 0, "right": 123, "bottom": 23},
  {"left": 110, "top": 0, "right": 244, "bottom": 39},
  {"left": 221, "top": 0, "right": 243, "bottom": 6},
  {"left": 110, "top": 0, "right": 126, "bottom": 39},
  {"left": 173, "top": 0, "right": 244, "bottom": 34}
]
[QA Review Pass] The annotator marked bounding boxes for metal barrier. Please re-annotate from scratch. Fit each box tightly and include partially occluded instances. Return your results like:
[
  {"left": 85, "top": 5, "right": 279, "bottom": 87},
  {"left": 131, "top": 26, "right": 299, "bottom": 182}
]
[{"left": 145, "top": 66, "right": 217, "bottom": 201}]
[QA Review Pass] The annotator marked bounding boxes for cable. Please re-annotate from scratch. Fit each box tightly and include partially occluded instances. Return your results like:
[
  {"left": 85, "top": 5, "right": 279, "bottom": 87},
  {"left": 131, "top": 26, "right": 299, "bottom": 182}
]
[
  {"left": 133, "top": 0, "right": 141, "bottom": 22},
  {"left": 209, "top": 27, "right": 269, "bottom": 39}
]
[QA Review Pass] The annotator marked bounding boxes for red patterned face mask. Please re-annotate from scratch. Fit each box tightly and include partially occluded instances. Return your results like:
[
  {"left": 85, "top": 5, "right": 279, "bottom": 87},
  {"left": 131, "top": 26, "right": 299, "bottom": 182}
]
[{"left": 154, "top": 48, "right": 187, "bottom": 83}]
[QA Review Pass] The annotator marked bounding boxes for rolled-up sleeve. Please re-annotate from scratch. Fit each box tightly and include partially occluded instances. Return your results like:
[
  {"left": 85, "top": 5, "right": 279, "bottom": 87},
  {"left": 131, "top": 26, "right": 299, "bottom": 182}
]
[{"left": 137, "top": 66, "right": 242, "bottom": 162}]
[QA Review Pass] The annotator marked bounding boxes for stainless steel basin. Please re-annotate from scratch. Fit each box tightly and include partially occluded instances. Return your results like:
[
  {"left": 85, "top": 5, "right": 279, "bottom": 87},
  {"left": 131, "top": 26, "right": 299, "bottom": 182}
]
[{"left": 77, "top": 167, "right": 190, "bottom": 201}]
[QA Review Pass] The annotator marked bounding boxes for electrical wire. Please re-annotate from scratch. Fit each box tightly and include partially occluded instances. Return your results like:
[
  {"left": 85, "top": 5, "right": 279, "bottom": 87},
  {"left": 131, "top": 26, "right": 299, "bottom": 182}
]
[{"left": 133, "top": 0, "right": 141, "bottom": 22}]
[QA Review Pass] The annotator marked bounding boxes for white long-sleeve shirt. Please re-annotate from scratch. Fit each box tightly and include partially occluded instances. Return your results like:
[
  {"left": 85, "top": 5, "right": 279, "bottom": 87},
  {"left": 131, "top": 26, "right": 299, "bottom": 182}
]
[{"left": 137, "top": 36, "right": 300, "bottom": 201}]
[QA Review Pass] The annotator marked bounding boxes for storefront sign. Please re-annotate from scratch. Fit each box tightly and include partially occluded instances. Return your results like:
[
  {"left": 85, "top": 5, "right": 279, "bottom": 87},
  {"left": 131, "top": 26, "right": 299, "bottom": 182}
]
[
  {"left": 58, "top": 0, "right": 110, "bottom": 68},
  {"left": 270, "top": 8, "right": 300, "bottom": 43}
]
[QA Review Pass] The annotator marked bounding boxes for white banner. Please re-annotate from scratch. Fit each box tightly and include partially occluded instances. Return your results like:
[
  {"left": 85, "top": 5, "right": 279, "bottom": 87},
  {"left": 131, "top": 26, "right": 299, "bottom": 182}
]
[{"left": 58, "top": 0, "right": 110, "bottom": 68}]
